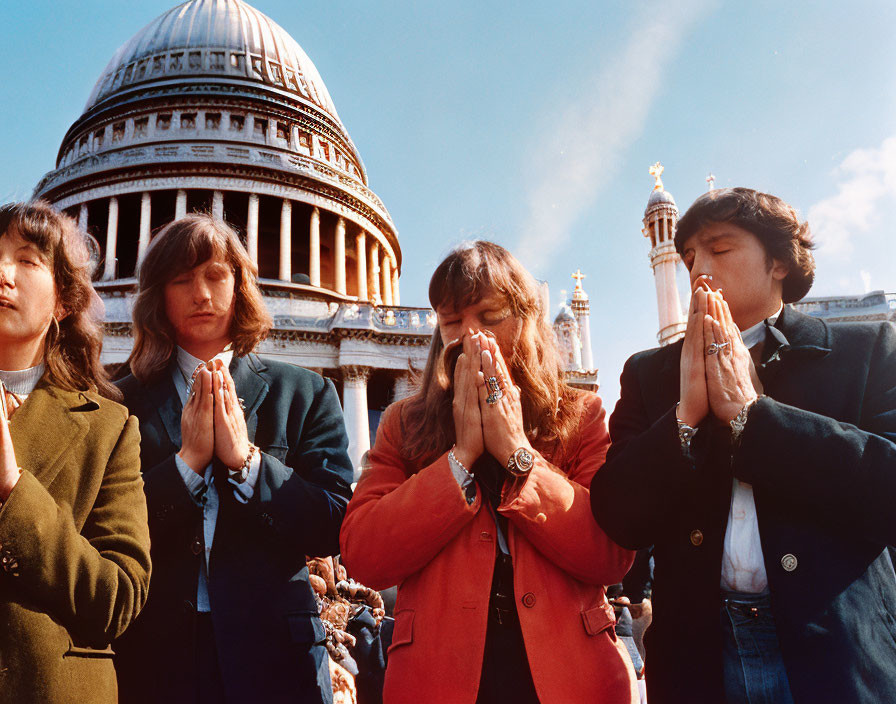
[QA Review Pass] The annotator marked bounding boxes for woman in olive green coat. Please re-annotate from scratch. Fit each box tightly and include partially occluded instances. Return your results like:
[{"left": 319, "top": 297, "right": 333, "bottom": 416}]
[{"left": 0, "top": 202, "right": 151, "bottom": 704}]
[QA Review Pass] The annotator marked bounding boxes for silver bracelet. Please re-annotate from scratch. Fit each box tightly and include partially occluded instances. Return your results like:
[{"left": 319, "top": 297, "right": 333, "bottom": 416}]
[
  {"left": 448, "top": 446, "right": 474, "bottom": 479},
  {"left": 730, "top": 397, "right": 762, "bottom": 446},
  {"left": 675, "top": 403, "right": 698, "bottom": 456},
  {"left": 227, "top": 444, "right": 258, "bottom": 484}
]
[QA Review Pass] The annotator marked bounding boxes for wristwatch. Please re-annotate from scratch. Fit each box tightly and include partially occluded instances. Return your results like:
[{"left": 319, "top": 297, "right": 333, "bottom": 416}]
[{"left": 506, "top": 447, "right": 535, "bottom": 477}]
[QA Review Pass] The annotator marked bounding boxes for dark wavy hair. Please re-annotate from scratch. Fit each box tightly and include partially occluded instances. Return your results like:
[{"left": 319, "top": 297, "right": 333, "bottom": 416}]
[
  {"left": 0, "top": 201, "right": 119, "bottom": 400},
  {"left": 400, "top": 241, "right": 581, "bottom": 467},
  {"left": 674, "top": 187, "right": 816, "bottom": 303},
  {"left": 128, "top": 215, "right": 272, "bottom": 383}
]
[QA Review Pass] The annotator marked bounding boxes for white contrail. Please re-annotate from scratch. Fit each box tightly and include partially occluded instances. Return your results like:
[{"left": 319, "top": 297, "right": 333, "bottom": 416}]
[{"left": 515, "top": 0, "right": 715, "bottom": 272}]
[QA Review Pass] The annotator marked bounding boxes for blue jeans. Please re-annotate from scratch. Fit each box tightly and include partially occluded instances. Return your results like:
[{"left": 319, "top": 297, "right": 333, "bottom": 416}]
[{"left": 721, "top": 591, "right": 794, "bottom": 704}]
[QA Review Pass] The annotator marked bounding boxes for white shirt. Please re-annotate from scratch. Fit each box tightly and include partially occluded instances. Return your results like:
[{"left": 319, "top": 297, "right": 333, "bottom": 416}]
[
  {"left": 171, "top": 347, "right": 261, "bottom": 611},
  {"left": 720, "top": 306, "right": 781, "bottom": 594}
]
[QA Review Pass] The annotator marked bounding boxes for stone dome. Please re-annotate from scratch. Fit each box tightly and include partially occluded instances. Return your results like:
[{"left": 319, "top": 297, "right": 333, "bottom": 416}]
[
  {"left": 85, "top": 0, "right": 341, "bottom": 128},
  {"left": 33, "top": 0, "right": 399, "bottom": 300},
  {"left": 554, "top": 304, "right": 576, "bottom": 324},
  {"left": 646, "top": 188, "right": 676, "bottom": 210}
]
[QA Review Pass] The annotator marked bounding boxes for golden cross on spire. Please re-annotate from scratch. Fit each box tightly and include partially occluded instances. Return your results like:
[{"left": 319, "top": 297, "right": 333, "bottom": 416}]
[
  {"left": 649, "top": 162, "right": 664, "bottom": 191},
  {"left": 572, "top": 269, "right": 586, "bottom": 290}
]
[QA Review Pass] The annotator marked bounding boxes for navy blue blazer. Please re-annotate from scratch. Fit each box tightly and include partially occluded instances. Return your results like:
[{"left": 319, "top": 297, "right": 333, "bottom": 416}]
[
  {"left": 114, "top": 354, "right": 353, "bottom": 704},
  {"left": 591, "top": 307, "right": 896, "bottom": 704}
]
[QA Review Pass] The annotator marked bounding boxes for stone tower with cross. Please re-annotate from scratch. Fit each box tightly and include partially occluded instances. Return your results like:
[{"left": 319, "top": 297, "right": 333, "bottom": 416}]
[
  {"left": 643, "top": 163, "right": 686, "bottom": 345},
  {"left": 570, "top": 269, "right": 595, "bottom": 370}
]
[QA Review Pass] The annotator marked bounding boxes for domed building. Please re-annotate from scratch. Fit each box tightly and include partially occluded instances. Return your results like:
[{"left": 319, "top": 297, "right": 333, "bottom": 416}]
[{"left": 33, "top": 0, "right": 434, "bottom": 476}]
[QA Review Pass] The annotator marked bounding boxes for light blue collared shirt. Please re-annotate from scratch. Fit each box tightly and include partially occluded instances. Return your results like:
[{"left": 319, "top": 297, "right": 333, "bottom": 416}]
[{"left": 171, "top": 347, "right": 261, "bottom": 612}]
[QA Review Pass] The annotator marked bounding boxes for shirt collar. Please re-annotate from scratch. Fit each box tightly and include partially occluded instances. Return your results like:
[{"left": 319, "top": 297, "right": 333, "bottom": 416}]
[
  {"left": 0, "top": 363, "right": 46, "bottom": 396},
  {"left": 175, "top": 345, "right": 234, "bottom": 382},
  {"left": 740, "top": 303, "right": 783, "bottom": 349}
]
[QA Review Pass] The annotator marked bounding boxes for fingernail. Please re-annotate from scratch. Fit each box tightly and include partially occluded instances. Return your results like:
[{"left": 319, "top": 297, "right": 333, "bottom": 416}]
[{"left": 482, "top": 350, "right": 493, "bottom": 364}]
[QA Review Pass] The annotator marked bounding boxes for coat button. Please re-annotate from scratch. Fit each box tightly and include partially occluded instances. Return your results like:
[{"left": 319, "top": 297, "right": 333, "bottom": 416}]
[
  {"left": 521, "top": 592, "right": 536, "bottom": 608},
  {"left": 191, "top": 538, "right": 202, "bottom": 556},
  {"left": 781, "top": 553, "right": 798, "bottom": 572},
  {"left": 479, "top": 531, "right": 492, "bottom": 541},
  {"left": 690, "top": 529, "right": 704, "bottom": 546}
]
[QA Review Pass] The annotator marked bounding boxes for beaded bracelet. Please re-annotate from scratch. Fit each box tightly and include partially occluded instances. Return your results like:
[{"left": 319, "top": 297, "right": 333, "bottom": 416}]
[{"left": 228, "top": 444, "right": 258, "bottom": 484}]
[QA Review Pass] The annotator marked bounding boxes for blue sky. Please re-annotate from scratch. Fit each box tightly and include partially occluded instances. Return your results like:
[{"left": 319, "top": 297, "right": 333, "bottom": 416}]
[{"left": 1, "top": 0, "right": 894, "bottom": 408}]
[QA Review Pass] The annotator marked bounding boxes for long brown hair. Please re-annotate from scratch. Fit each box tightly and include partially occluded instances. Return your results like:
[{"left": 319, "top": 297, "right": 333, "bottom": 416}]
[
  {"left": 128, "top": 215, "right": 272, "bottom": 383},
  {"left": 401, "top": 241, "right": 580, "bottom": 466},
  {"left": 0, "top": 201, "right": 119, "bottom": 400}
]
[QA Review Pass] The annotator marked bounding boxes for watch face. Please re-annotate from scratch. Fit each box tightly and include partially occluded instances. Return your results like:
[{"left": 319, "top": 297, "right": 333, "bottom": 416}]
[{"left": 508, "top": 447, "right": 534, "bottom": 476}]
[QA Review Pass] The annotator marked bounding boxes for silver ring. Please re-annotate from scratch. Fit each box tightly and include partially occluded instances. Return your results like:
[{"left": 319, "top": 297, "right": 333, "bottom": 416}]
[
  {"left": 486, "top": 389, "right": 504, "bottom": 405},
  {"left": 238, "top": 397, "right": 246, "bottom": 411},
  {"left": 485, "top": 376, "right": 501, "bottom": 394},
  {"left": 706, "top": 341, "right": 730, "bottom": 356}
]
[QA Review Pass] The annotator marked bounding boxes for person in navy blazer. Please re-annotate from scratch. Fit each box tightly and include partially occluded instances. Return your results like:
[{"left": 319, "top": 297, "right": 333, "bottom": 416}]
[
  {"left": 113, "top": 215, "right": 352, "bottom": 704},
  {"left": 592, "top": 188, "right": 896, "bottom": 704}
]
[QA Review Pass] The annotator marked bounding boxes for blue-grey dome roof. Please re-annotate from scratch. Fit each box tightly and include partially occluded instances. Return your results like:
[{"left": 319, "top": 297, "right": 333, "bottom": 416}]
[
  {"left": 647, "top": 188, "right": 676, "bottom": 208},
  {"left": 85, "top": 0, "right": 340, "bottom": 123}
]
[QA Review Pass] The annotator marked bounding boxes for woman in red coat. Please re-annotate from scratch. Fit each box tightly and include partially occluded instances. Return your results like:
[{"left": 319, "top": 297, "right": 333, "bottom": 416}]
[{"left": 340, "top": 241, "right": 638, "bottom": 703}]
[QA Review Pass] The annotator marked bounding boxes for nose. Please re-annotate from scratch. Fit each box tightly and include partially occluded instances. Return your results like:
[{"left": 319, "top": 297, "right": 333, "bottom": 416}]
[
  {"left": 0, "top": 260, "right": 14, "bottom": 287},
  {"left": 191, "top": 278, "right": 211, "bottom": 303}
]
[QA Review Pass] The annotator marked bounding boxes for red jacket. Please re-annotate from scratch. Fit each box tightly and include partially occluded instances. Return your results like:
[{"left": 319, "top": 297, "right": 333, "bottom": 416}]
[{"left": 341, "top": 392, "right": 638, "bottom": 703}]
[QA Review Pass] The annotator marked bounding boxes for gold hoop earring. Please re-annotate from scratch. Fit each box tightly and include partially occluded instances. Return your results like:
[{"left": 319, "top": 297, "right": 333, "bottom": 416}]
[{"left": 50, "top": 316, "right": 60, "bottom": 339}]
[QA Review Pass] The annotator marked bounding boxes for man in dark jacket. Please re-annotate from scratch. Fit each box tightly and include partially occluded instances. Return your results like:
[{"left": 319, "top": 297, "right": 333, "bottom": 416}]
[{"left": 592, "top": 187, "right": 896, "bottom": 704}]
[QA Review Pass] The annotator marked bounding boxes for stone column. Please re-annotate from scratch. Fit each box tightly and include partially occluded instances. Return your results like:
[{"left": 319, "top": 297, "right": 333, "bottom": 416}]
[
  {"left": 342, "top": 365, "right": 371, "bottom": 481},
  {"left": 309, "top": 207, "right": 321, "bottom": 286},
  {"left": 279, "top": 199, "right": 292, "bottom": 281},
  {"left": 247, "top": 193, "right": 259, "bottom": 267},
  {"left": 137, "top": 191, "right": 152, "bottom": 266},
  {"left": 356, "top": 230, "right": 368, "bottom": 301},
  {"left": 103, "top": 196, "right": 119, "bottom": 280},
  {"left": 78, "top": 203, "right": 88, "bottom": 232},
  {"left": 175, "top": 189, "right": 187, "bottom": 220},
  {"left": 382, "top": 256, "right": 393, "bottom": 306},
  {"left": 334, "top": 216, "right": 346, "bottom": 295},
  {"left": 212, "top": 190, "right": 224, "bottom": 221},
  {"left": 392, "top": 371, "right": 415, "bottom": 402},
  {"left": 369, "top": 242, "right": 381, "bottom": 305},
  {"left": 391, "top": 263, "right": 400, "bottom": 306}
]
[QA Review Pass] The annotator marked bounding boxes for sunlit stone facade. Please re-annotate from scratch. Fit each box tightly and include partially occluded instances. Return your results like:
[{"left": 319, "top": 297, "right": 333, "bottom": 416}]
[{"left": 34, "top": 0, "right": 433, "bottom": 477}]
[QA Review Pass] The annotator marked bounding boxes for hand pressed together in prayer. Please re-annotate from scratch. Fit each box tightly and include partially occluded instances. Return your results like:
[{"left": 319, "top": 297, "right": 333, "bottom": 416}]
[
  {"left": 679, "top": 275, "right": 762, "bottom": 427},
  {"left": 450, "top": 329, "right": 533, "bottom": 469},
  {"left": 475, "top": 333, "right": 531, "bottom": 467},
  {"left": 177, "top": 358, "right": 250, "bottom": 474}
]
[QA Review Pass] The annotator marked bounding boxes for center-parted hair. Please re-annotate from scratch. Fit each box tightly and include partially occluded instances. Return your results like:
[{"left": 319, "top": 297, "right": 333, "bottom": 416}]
[
  {"left": 0, "top": 201, "right": 119, "bottom": 399},
  {"left": 128, "top": 215, "right": 272, "bottom": 383},
  {"left": 674, "top": 187, "right": 816, "bottom": 303},
  {"left": 400, "top": 241, "right": 581, "bottom": 467}
]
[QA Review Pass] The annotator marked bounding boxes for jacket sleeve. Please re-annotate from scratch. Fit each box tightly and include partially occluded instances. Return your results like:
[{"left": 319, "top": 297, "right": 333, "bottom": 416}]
[
  {"left": 733, "top": 322, "right": 896, "bottom": 546},
  {"left": 498, "top": 395, "right": 634, "bottom": 585},
  {"left": 235, "top": 378, "right": 354, "bottom": 562},
  {"left": 591, "top": 353, "right": 698, "bottom": 550},
  {"left": 0, "top": 415, "right": 151, "bottom": 647},
  {"left": 340, "top": 403, "right": 482, "bottom": 590}
]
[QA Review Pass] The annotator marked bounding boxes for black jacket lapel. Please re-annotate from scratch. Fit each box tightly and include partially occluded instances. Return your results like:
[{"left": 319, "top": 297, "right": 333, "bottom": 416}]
[{"left": 230, "top": 354, "right": 270, "bottom": 439}]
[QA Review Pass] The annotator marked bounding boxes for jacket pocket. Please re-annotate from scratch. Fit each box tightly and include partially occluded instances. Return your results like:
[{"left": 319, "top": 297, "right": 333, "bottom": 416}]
[
  {"left": 387, "top": 609, "right": 414, "bottom": 654},
  {"left": 582, "top": 603, "right": 616, "bottom": 641},
  {"left": 286, "top": 612, "right": 326, "bottom": 646},
  {"left": 64, "top": 644, "right": 116, "bottom": 658}
]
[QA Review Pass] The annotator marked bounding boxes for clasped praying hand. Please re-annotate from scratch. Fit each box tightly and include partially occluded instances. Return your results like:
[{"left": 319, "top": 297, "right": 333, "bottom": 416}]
[{"left": 678, "top": 275, "right": 762, "bottom": 428}]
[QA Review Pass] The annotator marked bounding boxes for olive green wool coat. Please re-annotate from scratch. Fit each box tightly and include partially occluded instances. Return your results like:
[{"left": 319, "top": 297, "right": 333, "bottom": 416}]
[{"left": 0, "top": 378, "right": 151, "bottom": 704}]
